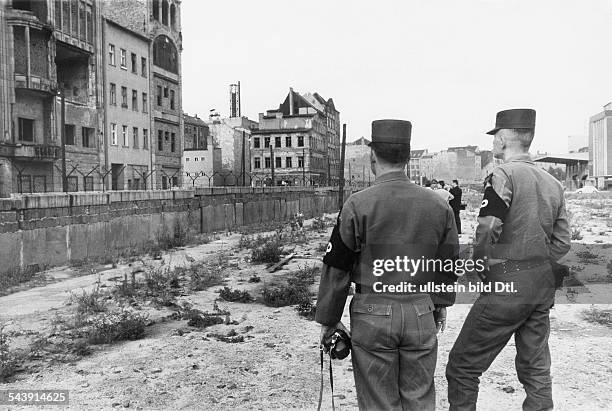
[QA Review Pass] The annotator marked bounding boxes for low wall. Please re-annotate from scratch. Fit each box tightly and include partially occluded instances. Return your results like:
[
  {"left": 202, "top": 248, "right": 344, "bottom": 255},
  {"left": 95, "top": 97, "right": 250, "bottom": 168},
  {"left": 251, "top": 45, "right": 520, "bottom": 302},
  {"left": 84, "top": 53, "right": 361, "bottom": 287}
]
[{"left": 0, "top": 188, "right": 351, "bottom": 275}]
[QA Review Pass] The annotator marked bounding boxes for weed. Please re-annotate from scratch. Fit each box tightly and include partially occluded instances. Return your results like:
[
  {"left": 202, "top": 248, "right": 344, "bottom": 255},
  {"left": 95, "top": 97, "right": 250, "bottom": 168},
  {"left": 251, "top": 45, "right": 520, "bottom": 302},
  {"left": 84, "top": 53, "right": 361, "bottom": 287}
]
[
  {"left": 317, "top": 243, "right": 329, "bottom": 252},
  {"left": 189, "top": 262, "right": 225, "bottom": 291},
  {"left": 251, "top": 238, "right": 283, "bottom": 264},
  {"left": 70, "top": 284, "right": 107, "bottom": 314},
  {"left": 86, "top": 310, "right": 148, "bottom": 344},
  {"left": 207, "top": 330, "right": 245, "bottom": 343},
  {"left": 607, "top": 260, "right": 612, "bottom": 278},
  {"left": 287, "top": 265, "right": 319, "bottom": 288},
  {"left": 571, "top": 228, "right": 583, "bottom": 241},
  {"left": 576, "top": 249, "right": 599, "bottom": 264},
  {"left": 296, "top": 300, "right": 316, "bottom": 320},
  {"left": 311, "top": 216, "right": 327, "bottom": 231},
  {"left": 219, "top": 287, "right": 254, "bottom": 303},
  {"left": 582, "top": 306, "right": 612, "bottom": 327},
  {"left": 262, "top": 284, "right": 310, "bottom": 307},
  {"left": 248, "top": 275, "right": 261, "bottom": 283},
  {"left": 0, "top": 265, "right": 40, "bottom": 295},
  {"left": 0, "top": 324, "right": 19, "bottom": 382}
]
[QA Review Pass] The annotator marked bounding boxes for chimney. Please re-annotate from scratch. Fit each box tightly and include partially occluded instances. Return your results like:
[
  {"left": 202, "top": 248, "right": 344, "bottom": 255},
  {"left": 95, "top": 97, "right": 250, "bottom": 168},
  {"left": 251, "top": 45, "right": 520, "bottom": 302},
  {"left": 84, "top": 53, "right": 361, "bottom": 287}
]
[{"left": 289, "top": 87, "right": 294, "bottom": 116}]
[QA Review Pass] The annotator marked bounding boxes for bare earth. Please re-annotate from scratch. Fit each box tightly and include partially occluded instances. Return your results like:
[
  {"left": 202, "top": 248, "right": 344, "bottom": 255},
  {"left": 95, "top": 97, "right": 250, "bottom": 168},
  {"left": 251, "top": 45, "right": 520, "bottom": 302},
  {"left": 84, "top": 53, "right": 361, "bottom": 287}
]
[{"left": 1, "top": 198, "right": 611, "bottom": 410}]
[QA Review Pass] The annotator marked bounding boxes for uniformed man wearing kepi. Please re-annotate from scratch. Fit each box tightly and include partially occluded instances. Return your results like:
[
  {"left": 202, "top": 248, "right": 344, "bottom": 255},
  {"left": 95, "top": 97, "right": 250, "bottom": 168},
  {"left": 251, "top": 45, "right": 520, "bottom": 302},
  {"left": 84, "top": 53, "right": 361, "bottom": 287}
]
[
  {"left": 316, "top": 119, "right": 460, "bottom": 410},
  {"left": 446, "top": 109, "right": 571, "bottom": 411}
]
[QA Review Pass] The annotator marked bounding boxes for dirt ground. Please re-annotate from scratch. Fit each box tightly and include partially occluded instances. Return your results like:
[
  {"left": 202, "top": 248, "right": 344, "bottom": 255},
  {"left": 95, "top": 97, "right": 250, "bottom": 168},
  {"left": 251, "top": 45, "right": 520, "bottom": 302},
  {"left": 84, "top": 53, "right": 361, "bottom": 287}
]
[{"left": 1, "top": 197, "right": 611, "bottom": 410}]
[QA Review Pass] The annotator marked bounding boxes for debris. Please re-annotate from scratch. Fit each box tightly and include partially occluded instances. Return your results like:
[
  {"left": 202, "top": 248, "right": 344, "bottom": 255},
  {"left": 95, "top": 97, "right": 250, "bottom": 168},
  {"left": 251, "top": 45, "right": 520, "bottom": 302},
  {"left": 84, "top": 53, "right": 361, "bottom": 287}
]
[
  {"left": 267, "top": 253, "right": 296, "bottom": 273},
  {"left": 150, "top": 368, "right": 162, "bottom": 374},
  {"left": 502, "top": 386, "right": 515, "bottom": 394}
]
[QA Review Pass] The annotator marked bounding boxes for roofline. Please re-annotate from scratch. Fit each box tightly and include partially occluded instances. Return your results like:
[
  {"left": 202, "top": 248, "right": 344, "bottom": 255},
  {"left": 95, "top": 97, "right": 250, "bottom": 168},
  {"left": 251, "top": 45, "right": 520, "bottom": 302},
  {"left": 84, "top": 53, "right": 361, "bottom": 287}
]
[{"left": 104, "top": 17, "right": 150, "bottom": 43}]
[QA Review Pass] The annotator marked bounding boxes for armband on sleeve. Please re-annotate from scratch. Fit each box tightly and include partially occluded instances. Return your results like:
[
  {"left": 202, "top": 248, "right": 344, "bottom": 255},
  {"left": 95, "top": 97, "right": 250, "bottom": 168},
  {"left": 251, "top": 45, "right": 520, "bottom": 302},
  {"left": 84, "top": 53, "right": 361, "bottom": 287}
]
[
  {"left": 322, "top": 219, "right": 356, "bottom": 271},
  {"left": 478, "top": 186, "right": 509, "bottom": 220}
]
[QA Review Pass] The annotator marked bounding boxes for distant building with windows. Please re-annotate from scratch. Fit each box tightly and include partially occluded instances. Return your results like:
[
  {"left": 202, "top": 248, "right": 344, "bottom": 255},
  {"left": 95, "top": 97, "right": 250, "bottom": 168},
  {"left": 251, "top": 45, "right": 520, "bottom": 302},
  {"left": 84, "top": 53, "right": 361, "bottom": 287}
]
[
  {"left": 589, "top": 103, "right": 612, "bottom": 189},
  {"left": 408, "top": 149, "right": 427, "bottom": 183},
  {"left": 182, "top": 113, "right": 218, "bottom": 187}
]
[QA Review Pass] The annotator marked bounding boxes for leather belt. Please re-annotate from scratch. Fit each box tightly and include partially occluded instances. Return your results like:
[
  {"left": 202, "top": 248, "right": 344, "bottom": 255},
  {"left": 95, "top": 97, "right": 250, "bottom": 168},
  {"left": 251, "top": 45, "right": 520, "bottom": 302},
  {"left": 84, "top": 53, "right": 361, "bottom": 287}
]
[{"left": 488, "top": 259, "right": 548, "bottom": 275}]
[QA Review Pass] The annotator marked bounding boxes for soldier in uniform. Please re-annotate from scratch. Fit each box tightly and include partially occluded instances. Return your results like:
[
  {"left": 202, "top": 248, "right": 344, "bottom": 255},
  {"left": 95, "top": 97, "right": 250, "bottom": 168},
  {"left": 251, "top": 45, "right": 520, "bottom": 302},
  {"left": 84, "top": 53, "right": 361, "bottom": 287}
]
[
  {"left": 316, "top": 119, "right": 460, "bottom": 410},
  {"left": 445, "top": 109, "right": 571, "bottom": 411}
]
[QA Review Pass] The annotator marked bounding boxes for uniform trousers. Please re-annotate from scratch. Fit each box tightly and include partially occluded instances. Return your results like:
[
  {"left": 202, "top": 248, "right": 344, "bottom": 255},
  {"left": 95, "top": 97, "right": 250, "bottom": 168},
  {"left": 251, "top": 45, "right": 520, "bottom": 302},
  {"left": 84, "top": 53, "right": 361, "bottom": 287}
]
[
  {"left": 446, "top": 263, "right": 556, "bottom": 411},
  {"left": 350, "top": 292, "right": 438, "bottom": 411}
]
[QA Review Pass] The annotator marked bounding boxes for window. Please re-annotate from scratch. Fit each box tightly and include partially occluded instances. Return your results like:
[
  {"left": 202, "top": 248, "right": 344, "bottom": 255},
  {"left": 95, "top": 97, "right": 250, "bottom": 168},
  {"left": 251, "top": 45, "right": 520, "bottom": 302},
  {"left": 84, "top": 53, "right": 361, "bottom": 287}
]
[
  {"left": 152, "top": 35, "right": 178, "bottom": 73},
  {"left": 82, "top": 127, "right": 94, "bottom": 148},
  {"left": 108, "top": 44, "right": 115, "bottom": 65},
  {"left": 286, "top": 136, "right": 292, "bottom": 147},
  {"left": 298, "top": 156, "right": 304, "bottom": 168},
  {"left": 111, "top": 123, "right": 117, "bottom": 145},
  {"left": 157, "top": 130, "right": 163, "bottom": 151},
  {"left": 110, "top": 83, "right": 116, "bottom": 105},
  {"left": 18, "top": 118, "right": 34, "bottom": 142},
  {"left": 121, "top": 86, "right": 127, "bottom": 108},
  {"left": 122, "top": 125, "right": 128, "bottom": 146},
  {"left": 275, "top": 157, "right": 282, "bottom": 168},
  {"left": 163, "top": 87, "right": 168, "bottom": 98},
  {"left": 170, "top": 90, "right": 175, "bottom": 109},
  {"left": 297, "top": 135, "right": 304, "bottom": 147},
  {"left": 65, "top": 124, "right": 75, "bottom": 145},
  {"left": 157, "top": 86, "right": 162, "bottom": 106},
  {"left": 194, "top": 157, "right": 198, "bottom": 162},
  {"left": 186, "top": 157, "right": 190, "bottom": 162},
  {"left": 275, "top": 136, "right": 281, "bottom": 148},
  {"left": 132, "top": 90, "right": 138, "bottom": 111},
  {"left": 170, "top": 133, "right": 176, "bottom": 152},
  {"left": 120, "top": 49, "right": 127, "bottom": 68},
  {"left": 133, "top": 127, "right": 139, "bottom": 148},
  {"left": 141, "top": 57, "right": 147, "bottom": 77},
  {"left": 67, "top": 176, "right": 78, "bottom": 192},
  {"left": 264, "top": 157, "right": 271, "bottom": 168},
  {"left": 142, "top": 93, "right": 148, "bottom": 113},
  {"left": 286, "top": 157, "right": 292, "bottom": 168},
  {"left": 254, "top": 157, "right": 261, "bottom": 169},
  {"left": 264, "top": 137, "right": 270, "bottom": 148},
  {"left": 131, "top": 53, "right": 137, "bottom": 74},
  {"left": 143, "top": 129, "right": 148, "bottom": 149},
  {"left": 253, "top": 137, "right": 260, "bottom": 148},
  {"left": 84, "top": 176, "right": 94, "bottom": 191}
]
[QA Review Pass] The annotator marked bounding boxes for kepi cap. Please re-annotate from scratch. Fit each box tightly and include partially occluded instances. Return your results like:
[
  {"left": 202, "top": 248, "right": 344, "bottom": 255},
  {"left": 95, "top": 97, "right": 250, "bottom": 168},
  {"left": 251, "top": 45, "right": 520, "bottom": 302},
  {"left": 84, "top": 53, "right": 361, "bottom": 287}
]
[
  {"left": 486, "top": 108, "right": 536, "bottom": 135},
  {"left": 368, "top": 119, "right": 412, "bottom": 146}
]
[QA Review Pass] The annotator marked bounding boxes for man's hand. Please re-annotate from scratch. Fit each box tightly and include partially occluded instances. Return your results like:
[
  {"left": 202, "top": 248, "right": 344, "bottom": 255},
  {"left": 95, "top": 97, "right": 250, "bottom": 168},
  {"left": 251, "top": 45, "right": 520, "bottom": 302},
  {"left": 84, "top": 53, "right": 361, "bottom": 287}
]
[
  {"left": 434, "top": 307, "right": 447, "bottom": 333},
  {"left": 320, "top": 321, "right": 350, "bottom": 349}
]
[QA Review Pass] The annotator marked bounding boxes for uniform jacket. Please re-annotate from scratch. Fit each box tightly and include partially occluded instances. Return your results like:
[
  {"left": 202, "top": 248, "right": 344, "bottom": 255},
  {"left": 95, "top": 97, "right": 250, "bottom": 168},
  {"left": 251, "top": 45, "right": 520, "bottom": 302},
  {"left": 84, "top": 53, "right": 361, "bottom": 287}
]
[
  {"left": 449, "top": 186, "right": 462, "bottom": 212},
  {"left": 474, "top": 154, "right": 571, "bottom": 263},
  {"left": 315, "top": 171, "right": 460, "bottom": 326}
]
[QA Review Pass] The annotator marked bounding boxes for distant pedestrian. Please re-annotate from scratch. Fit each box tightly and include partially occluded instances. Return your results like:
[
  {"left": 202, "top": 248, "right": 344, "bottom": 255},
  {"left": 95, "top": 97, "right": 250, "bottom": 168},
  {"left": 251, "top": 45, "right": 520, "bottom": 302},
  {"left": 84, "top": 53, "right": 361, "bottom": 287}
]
[
  {"left": 433, "top": 180, "right": 454, "bottom": 203},
  {"left": 449, "top": 179, "right": 463, "bottom": 234}
]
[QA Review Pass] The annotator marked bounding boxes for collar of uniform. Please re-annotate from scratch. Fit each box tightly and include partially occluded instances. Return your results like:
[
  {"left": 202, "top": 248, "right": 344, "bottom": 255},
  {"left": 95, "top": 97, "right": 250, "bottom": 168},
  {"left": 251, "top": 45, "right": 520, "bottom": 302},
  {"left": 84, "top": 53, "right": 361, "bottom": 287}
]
[
  {"left": 505, "top": 153, "right": 533, "bottom": 163},
  {"left": 373, "top": 170, "right": 409, "bottom": 185}
]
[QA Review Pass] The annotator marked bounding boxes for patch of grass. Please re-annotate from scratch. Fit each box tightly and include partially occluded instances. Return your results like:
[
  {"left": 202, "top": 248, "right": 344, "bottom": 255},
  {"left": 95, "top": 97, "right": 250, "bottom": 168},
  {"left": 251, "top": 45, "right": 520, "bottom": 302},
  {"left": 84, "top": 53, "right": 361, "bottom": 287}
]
[
  {"left": 251, "top": 237, "right": 283, "bottom": 264},
  {"left": 248, "top": 274, "right": 261, "bottom": 283},
  {"left": 219, "top": 287, "right": 254, "bottom": 303},
  {"left": 582, "top": 306, "right": 612, "bottom": 327},
  {"left": 576, "top": 249, "right": 600, "bottom": 264},
  {"left": 262, "top": 284, "right": 311, "bottom": 308},
  {"left": 85, "top": 310, "right": 148, "bottom": 344},
  {"left": 70, "top": 284, "right": 107, "bottom": 314},
  {"left": 296, "top": 300, "right": 316, "bottom": 320},
  {"left": 0, "top": 265, "right": 43, "bottom": 295},
  {"left": 607, "top": 260, "right": 612, "bottom": 278},
  {"left": 178, "top": 301, "right": 229, "bottom": 328},
  {"left": 188, "top": 262, "right": 225, "bottom": 291},
  {"left": 156, "top": 219, "right": 191, "bottom": 251},
  {"left": 571, "top": 228, "right": 583, "bottom": 241},
  {"left": 0, "top": 324, "right": 20, "bottom": 382}
]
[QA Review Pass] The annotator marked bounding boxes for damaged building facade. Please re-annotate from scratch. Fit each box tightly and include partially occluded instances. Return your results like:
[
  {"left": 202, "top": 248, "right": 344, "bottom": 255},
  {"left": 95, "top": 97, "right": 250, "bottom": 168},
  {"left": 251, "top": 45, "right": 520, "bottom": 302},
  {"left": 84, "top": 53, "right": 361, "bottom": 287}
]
[{"left": 0, "top": 0, "right": 184, "bottom": 196}]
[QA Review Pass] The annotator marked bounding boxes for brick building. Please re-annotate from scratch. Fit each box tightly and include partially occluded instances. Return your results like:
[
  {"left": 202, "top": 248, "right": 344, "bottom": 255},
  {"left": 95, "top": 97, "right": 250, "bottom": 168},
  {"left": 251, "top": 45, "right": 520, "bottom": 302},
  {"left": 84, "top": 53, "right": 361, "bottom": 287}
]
[
  {"left": 182, "top": 112, "right": 218, "bottom": 188},
  {"left": 251, "top": 88, "right": 332, "bottom": 186},
  {"left": 0, "top": 0, "right": 104, "bottom": 196}
]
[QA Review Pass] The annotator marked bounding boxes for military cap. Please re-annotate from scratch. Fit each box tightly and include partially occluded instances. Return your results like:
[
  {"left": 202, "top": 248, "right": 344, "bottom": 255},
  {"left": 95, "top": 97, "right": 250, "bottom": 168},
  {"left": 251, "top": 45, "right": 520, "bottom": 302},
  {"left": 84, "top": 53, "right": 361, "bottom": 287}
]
[
  {"left": 368, "top": 119, "right": 412, "bottom": 145},
  {"left": 486, "top": 108, "right": 536, "bottom": 135}
]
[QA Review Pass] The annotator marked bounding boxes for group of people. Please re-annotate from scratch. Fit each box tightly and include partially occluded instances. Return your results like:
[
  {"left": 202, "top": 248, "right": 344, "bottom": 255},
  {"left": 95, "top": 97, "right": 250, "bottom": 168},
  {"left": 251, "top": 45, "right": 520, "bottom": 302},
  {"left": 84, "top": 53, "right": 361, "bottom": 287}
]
[
  {"left": 316, "top": 109, "right": 571, "bottom": 411},
  {"left": 427, "top": 179, "right": 464, "bottom": 234}
]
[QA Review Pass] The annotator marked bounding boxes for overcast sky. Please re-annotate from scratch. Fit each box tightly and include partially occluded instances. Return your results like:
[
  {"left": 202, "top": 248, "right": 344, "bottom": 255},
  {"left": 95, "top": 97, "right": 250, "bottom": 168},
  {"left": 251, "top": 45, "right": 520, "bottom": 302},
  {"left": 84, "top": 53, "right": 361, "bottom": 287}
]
[{"left": 181, "top": 0, "right": 612, "bottom": 153}]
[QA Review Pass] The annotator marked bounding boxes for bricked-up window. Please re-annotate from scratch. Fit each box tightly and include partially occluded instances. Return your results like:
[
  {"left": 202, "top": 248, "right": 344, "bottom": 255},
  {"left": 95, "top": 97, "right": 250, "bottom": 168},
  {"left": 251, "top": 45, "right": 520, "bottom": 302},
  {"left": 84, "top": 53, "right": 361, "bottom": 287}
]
[
  {"left": 143, "top": 129, "right": 148, "bottom": 149},
  {"left": 82, "top": 127, "right": 94, "bottom": 148},
  {"left": 84, "top": 176, "right": 94, "bottom": 191},
  {"left": 286, "top": 136, "right": 292, "bottom": 147},
  {"left": 131, "top": 53, "right": 137, "bottom": 74},
  {"left": 264, "top": 137, "right": 270, "bottom": 148},
  {"left": 18, "top": 118, "right": 34, "bottom": 142},
  {"left": 108, "top": 44, "right": 115, "bottom": 65},
  {"left": 275, "top": 137, "right": 281, "bottom": 148},
  {"left": 110, "top": 83, "right": 116, "bottom": 105},
  {"left": 253, "top": 137, "right": 260, "bottom": 148},
  {"left": 286, "top": 157, "right": 292, "bottom": 168},
  {"left": 170, "top": 90, "right": 175, "bottom": 110},
  {"left": 19, "top": 175, "right": 32, "bottom": 193},
  {"left": 171, "top": 133, "right": 176, "bottom": 152},
  {"left": 120, "top": 49, "right": 127, "bottom": 68},
  {"left": 62, "top": 0, "right": 70, "bottom": 31},
  {"left": 152, "top": 35, "right": 178, "bottom": 73},
  {"left": 132, "top": 90, "right": 138, "bottom": 111},
  {"left": 121, "top": 86, "right": 127, "bottom": 108},
  {"left": 158, "top": 130, "right": 163, "bottom": 151},
  {"left": 254, "top": 157, "right": 261, "bottom": 169},
  {"left": 79, "top": 3, "right": 86, "bottom": 40},
  {"left": 142, "top": 93, "right": 148, "bottom": 113},
  {"left": 297, "top": 135, "right": 304, "bottom": 147},
  {"left": 86, "top": 4, "right": 93, "bottom": 44},
  {"left": 163, "top": 87, "right": 168, "bottom": 98},
  {"left": 111, "top": 123, "right": 117, "bottom": 145},
  {"left": 122, "top": 125, "right": 128, "bottom": 146},
  {"left": 141, "top": 57, "right": 147, "bottom": 77},
  {"left": 65, "top": 124, "right": 75, "bottom": 145},
  {"left": 298, "top": 156, "right": 304, "bottom": 168},
  {"left": 156, "top": 86, "right": 162, "bottom": 106},
  {"left": 275, "top": 157, "right": 282, "bottom": 168},
  {"left": 264, "top": 157, "right": 271, "bottom": 169},
  {"left": 67, "top": 176, "right": 78, "bottom": 192},
  {"left": 133, "top": 127, "right": 139, "bottom": 148}
]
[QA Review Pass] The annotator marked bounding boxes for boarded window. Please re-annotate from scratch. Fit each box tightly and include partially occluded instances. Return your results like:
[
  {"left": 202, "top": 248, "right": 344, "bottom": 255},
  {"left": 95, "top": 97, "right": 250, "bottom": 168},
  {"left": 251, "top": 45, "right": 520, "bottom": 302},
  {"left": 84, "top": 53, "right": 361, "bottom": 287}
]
[
  {"left": 18, "top": 118, "right": 34, "bottom": 142},
  {"left": 82, "top": 126, "right": 94, "bottom": 148},
  {"left": 65, "top": 124, "right": 75, "bottom": 145}
]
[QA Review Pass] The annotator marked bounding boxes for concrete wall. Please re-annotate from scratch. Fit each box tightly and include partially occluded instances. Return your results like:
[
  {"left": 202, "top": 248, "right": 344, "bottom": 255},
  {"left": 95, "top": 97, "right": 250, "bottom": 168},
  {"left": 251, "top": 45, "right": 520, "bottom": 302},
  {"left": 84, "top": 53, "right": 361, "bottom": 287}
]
[{"left": 0, "top": 187, "right": 349, "bottom": 275}]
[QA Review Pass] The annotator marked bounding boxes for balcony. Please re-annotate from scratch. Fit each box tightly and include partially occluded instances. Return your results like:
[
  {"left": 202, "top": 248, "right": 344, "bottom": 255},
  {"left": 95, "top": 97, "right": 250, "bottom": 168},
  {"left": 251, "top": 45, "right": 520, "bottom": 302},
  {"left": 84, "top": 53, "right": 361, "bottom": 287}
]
[
  {"left": 14, "top": 74, "right": 57, "bottom": 94},
  {"left": 0, "top": 143, "right": 61, "bottom": 161}
]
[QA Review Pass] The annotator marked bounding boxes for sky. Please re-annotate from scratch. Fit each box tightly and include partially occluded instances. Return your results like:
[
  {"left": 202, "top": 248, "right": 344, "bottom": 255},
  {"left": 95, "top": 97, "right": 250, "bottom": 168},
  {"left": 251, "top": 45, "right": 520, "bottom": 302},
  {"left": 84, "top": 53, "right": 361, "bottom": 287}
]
[{"left": 181, "top": 0, "right": 612, "bottom": 153}]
